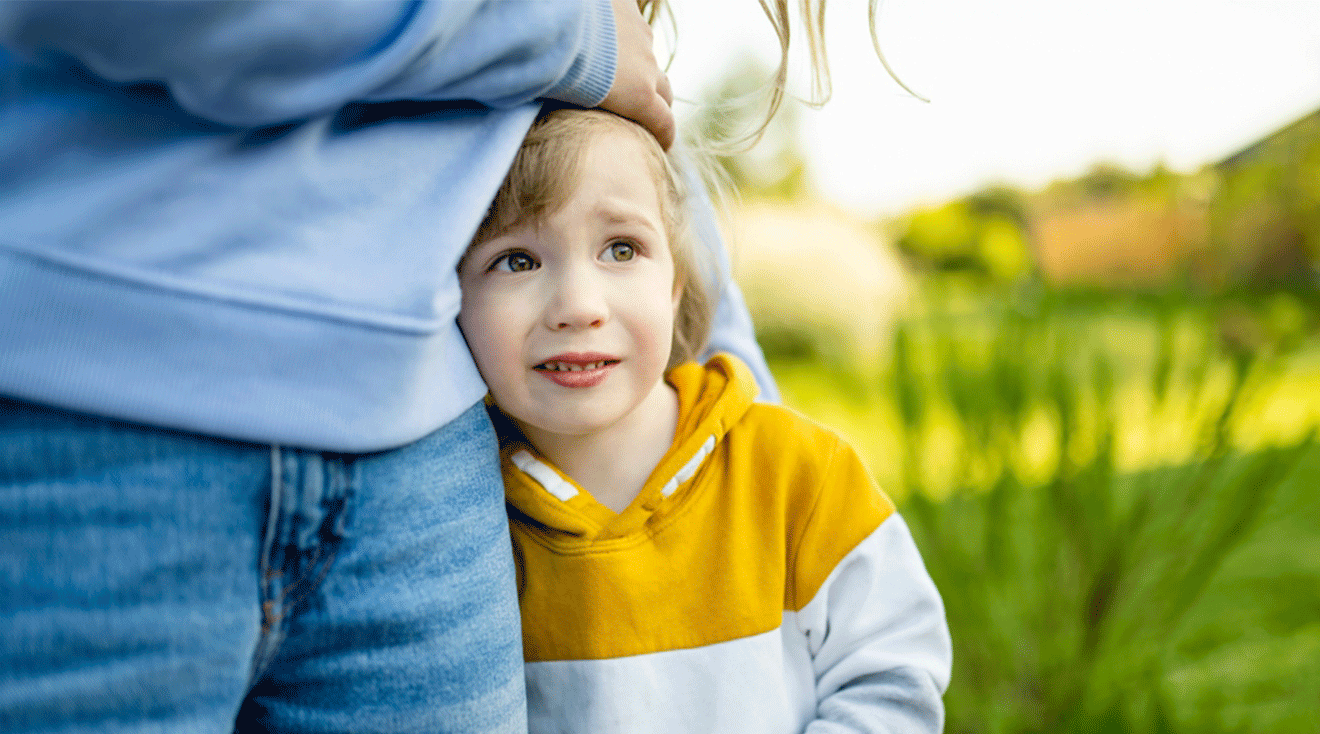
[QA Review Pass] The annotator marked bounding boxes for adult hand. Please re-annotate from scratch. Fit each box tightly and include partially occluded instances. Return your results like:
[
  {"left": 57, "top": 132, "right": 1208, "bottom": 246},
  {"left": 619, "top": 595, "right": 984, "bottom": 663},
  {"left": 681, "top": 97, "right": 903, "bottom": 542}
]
[{"left": 600, "top": 0, "right": 675, "bottom": 149}]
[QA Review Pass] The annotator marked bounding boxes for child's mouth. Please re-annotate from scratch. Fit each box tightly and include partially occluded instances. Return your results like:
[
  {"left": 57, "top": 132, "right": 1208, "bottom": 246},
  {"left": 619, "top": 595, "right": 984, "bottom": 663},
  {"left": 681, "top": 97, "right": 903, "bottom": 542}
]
[
  {"left": 533, "top": 358, "right": 619, "bottom": 387},
  {"left": 535, "top": 360, "right": 615, "bottom": 372}
]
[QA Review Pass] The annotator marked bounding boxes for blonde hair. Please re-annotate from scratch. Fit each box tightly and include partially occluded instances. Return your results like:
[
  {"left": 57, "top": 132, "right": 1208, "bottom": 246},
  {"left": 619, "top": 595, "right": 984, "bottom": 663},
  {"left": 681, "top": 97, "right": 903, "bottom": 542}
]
[
  {"left": 467, "top": 107, "right": 714, "bottom": 369},
  {"left": 643, "top": 0, "right": 925, "bottom": 149}
]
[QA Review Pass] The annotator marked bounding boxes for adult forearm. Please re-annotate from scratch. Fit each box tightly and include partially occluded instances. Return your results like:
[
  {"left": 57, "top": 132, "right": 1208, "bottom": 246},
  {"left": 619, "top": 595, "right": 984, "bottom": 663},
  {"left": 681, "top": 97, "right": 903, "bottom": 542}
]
[{"left": 0, "top": 0, "right": 613, "bottom": 126}]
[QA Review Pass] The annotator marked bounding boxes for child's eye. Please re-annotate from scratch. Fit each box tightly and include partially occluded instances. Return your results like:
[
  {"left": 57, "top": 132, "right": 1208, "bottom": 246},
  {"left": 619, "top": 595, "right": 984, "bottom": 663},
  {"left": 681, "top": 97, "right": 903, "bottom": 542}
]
[
  {"left": 604, "top": 242, "right": 636, "bottom": 262},
  {"left": 491, "top": 252, "right": 538, "bottom": 273}
]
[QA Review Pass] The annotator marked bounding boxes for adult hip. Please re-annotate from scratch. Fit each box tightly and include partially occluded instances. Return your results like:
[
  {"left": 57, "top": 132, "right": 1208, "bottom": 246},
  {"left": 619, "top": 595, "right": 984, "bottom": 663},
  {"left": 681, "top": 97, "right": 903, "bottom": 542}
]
[{"left": 0, "top": 398, "right": 525, "bottom": 733}]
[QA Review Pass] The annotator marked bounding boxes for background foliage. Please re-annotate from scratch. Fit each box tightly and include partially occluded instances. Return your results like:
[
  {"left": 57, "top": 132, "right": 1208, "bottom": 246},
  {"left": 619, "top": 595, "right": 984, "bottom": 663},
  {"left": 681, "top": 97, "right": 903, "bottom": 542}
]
[
  {"left": 769, "top": 280, "right": 1319, "bottom": 733},
  {"left": 710, "top": 71, "right": 1320, "bottom": 731}
]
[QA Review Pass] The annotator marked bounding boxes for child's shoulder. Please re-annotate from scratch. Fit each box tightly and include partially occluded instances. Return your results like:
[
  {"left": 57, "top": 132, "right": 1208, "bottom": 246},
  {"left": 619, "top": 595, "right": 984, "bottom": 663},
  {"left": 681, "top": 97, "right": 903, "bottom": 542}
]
[
  {"left": 724, "top": 401, "right": 881, "bottom": 505},
  {"left": 683, "top": 353, "right": 860, "bottom": 466},
  {"left": 733, "top": 399, "right": 897, "bottom": 599},
  {"left": 677, "top": 353, "right": 875, "bottom": 480},
  {"left": 738, "top": 400, "right": 853, "bottom": 456}
]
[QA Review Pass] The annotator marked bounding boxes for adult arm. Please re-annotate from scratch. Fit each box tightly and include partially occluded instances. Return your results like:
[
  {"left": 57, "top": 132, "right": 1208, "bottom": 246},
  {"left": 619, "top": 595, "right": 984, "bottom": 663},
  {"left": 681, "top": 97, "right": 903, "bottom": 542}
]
[
  {"left": 680, "top": 152, "right": 780, "bottom": 401},
  {"left": 0, "top": 0, "right": 622, "bottom": 128}
]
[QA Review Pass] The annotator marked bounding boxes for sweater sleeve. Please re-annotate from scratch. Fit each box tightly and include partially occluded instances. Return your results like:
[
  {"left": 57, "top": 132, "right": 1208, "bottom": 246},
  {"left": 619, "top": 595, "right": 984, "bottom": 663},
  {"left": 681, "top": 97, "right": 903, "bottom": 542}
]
[
  {"left": 677, "top": 150, "right": 780, "bottom": 402},
  {"left": 0, "top": 0, "right": 616, "bottom": 126},
  {"left": 794, "top": 445, "right": 952, "bottom": 733}
]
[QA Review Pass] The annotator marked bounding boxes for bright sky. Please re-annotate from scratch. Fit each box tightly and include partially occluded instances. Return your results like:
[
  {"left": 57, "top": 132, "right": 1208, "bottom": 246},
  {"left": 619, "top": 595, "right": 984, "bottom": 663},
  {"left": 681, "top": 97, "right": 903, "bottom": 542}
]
[{"left": 665, "top": 0, "right": 1320, "bottom": 217}]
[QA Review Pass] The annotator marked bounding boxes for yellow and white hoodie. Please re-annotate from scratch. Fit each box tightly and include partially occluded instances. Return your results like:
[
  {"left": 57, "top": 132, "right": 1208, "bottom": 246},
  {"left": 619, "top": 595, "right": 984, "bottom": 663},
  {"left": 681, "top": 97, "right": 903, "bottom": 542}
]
[{"left": 499, "top": 354, "right": 952, "bottom": 733}]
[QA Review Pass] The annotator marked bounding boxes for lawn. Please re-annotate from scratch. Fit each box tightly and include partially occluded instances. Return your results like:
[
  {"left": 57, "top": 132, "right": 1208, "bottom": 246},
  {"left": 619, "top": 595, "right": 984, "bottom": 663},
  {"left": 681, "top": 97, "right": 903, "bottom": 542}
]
[{"left": 767, "top": 281, "right": 1320, "bottom": 733}]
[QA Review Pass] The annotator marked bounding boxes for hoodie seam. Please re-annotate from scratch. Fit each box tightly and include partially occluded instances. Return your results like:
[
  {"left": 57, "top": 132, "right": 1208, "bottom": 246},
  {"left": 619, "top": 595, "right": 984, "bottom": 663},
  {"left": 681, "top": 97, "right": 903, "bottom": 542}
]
[{"left": 785, "top": 435, "right": 843, "bottom": 611}]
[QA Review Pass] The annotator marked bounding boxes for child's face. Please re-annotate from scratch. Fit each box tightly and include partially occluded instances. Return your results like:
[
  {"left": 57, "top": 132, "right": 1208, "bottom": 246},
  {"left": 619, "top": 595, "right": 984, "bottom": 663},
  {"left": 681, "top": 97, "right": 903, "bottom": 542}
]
[{"left": 458, "top": 128, "right": 680, "bottom": 444}]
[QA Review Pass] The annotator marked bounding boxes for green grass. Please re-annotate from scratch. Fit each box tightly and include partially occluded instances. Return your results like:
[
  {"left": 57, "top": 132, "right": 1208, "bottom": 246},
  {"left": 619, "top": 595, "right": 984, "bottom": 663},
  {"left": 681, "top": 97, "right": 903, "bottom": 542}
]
[
  {"left": 1165, "top": 444, "right": 1320, "bottom": 733},
  {"left": 768, "top": 281, "right": 1320, "bottom": 733}
]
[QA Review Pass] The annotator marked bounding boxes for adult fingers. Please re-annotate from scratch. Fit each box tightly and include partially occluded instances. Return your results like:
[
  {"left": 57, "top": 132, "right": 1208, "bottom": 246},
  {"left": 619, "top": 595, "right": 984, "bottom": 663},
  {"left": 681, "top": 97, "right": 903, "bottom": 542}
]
[
  {"left": 641, "top": 87, "right": 676, "bottom": 150},
  {"left": 601, "top": 0, "right": 676, "bottom": 149},
  {"left": 657, "top": 70, "right": 673, "bottom": 107}
]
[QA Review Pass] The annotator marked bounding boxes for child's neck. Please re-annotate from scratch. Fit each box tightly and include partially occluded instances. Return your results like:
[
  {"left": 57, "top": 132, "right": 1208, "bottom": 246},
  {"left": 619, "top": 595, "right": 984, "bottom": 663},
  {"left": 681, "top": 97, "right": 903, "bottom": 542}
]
[{"left": 520, "top": 382, "right": 680, "bottom": 514}]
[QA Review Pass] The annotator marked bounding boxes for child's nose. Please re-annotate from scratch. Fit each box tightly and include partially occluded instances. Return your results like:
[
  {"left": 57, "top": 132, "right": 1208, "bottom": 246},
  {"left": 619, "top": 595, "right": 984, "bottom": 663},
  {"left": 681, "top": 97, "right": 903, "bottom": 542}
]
[{"left": 545, "top": 270, "right": 609, "bottom": 330}]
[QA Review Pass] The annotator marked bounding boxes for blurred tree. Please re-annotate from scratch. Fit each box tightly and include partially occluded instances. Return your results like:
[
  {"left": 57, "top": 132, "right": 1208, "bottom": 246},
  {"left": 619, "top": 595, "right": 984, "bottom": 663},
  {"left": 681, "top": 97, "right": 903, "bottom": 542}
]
[
  {"left": 1208, "top": 110, "right": 1320, "bottom": 287},
  {"left": 896, "top": 187, "right": 1035, "bottom": 282},
  {"left": 1078, "top": 163, "right": 1143, "bottom": 201}
]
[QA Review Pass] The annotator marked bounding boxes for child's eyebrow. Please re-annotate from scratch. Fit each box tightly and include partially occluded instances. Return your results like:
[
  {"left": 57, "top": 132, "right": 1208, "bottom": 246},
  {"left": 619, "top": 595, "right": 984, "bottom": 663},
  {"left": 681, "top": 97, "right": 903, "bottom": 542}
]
[
  {"left": 594, "top": 201, "right": 661, "bottom": 231},
  {"left": 458, "top": 237, "right": 507, "bottom": 272}
]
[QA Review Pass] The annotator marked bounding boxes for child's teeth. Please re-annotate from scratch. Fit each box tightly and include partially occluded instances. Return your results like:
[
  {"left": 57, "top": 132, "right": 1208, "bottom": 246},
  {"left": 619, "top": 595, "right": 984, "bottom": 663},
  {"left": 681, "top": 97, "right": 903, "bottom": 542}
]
[{"left": 544, "top": 360, "right": 607, "bottom": 371}]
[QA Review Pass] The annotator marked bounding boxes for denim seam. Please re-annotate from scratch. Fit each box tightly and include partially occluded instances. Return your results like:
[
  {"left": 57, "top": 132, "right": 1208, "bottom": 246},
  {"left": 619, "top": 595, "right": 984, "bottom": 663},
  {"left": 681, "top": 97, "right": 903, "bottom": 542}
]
[
  {"left": 245, "top": 452, "right": 353, "bottom": 692},
  {"left": 247, "top": 445, "right": 289, "bottom": 690},
  {"left": 278, "top": 457, "right": 351, "bottom": 613},
  {"left": 258, "top": 445, "right": 283, "bottom": 632},
  {"left": 277, "top": 543, "right": 341, "bottom": 624},
  {"left": 284, "top": 457, "right": 351, "bottom": 615}
]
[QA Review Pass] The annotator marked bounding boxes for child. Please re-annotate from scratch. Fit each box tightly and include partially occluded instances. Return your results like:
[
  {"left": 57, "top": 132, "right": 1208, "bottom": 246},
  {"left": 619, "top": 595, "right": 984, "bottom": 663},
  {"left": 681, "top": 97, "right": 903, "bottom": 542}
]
[{"left": 457, "top": 107, "right": 951, "bottom": 733}]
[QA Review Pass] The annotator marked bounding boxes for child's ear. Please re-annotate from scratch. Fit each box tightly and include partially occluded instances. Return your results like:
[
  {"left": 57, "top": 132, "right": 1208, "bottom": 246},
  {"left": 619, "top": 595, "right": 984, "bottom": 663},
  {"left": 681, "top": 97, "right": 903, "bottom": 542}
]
[{"left": 671, "top": 274, "right": 684, "bottom": 311}]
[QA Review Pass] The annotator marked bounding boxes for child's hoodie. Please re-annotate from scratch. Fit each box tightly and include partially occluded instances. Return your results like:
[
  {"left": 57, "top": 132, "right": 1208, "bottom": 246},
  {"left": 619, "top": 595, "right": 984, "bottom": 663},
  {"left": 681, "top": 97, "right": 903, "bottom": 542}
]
[{"left": 499, "top": 354, "right": 953, "bottom": 734}]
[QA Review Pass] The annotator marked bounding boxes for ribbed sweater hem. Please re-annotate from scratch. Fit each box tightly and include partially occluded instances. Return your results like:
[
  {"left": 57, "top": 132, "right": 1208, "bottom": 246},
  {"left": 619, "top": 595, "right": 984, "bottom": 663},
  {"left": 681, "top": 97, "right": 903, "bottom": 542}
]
[{"left": 0, "top": 245, "right": 487, "bottom": 451}]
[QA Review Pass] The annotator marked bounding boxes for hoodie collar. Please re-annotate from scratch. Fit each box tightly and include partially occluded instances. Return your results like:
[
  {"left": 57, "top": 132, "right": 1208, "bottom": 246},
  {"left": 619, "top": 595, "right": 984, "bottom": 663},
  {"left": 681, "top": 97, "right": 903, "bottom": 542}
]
[{"left": 499, "top": 354, "right": 757, "bottom": 542}]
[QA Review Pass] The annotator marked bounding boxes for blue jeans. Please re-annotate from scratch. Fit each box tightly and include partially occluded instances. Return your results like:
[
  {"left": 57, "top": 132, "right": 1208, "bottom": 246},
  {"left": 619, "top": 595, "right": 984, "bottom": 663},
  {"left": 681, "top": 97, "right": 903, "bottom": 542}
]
[{"left": 0, "top": 398, "right": 526, "bottom": 733}]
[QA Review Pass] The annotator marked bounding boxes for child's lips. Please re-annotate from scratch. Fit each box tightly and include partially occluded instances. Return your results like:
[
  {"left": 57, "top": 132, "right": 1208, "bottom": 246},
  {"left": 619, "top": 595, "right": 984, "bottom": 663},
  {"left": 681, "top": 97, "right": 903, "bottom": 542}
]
[{"left": 533, "top": 354, "right": 620, "bottom": 388}]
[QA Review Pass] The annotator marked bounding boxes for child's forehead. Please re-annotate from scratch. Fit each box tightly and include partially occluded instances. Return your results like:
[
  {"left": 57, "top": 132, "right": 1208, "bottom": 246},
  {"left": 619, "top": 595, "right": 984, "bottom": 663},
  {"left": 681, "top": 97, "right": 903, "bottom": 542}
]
[
  {"left": 581, "top": 124, "right": 665, "bottom": 173},
  {"left": 464, "top": 110, "right": 676, "bottom": 254},
  {"left": 532, "top": 183, "right": 664, "bottom": 235},
  {"left": 585, "top": 121, "right": 649, "bottom": 148},
  {"left": 540, "top": 126, "right": 668, "bottom": 214}
]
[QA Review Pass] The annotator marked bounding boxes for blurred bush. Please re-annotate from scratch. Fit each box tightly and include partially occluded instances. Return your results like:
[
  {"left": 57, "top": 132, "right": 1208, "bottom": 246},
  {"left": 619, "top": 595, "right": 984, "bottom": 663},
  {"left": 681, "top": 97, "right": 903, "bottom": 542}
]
[
  {"left": 690, "top": 62, "right": 1320, "bottom": 730},
  {"left": 771, "top": 283, "right": 1320, "bottom": 734},
  {"left": 1209, "top": 111, "right": 1320, "bottom": 287},
  {"left": 892, "top": 109, "right": 1320, "bottom": 293},
  {"left": 893, "top": 287, "right": 1315, "bottom": 733},
  {"left": 730, "top": 201, "right": 909, "bottom": 369},
  {"left": 897, "top": 187, "right": 1034, "bottom": 282}
]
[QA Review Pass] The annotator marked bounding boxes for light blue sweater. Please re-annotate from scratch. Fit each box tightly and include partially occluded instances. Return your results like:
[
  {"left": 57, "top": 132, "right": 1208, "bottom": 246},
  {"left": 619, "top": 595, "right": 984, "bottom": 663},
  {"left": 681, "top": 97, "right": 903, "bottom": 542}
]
[{"left": 0, "top": 0, "right": 775, "bottom": 451}]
